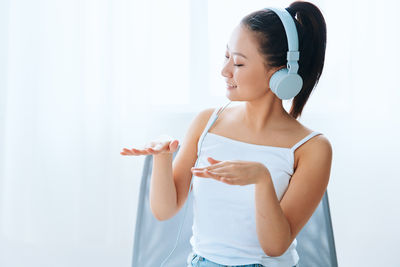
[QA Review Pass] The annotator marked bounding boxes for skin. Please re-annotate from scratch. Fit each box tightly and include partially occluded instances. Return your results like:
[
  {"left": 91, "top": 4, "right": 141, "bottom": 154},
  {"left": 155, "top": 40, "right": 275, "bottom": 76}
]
[
  {"left": 191, "top": 24, "right": 333, "bottom": 257},
  {"left": 121, "top": 23, "right": 333, "bottom": 258},
  {"left": 221, "top": 23, "right": 293, "bottom": 134}
]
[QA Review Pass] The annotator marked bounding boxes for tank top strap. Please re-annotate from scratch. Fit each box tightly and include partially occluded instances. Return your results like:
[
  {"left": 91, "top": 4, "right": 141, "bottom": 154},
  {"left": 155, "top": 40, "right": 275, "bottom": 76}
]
[
  {"left": 203, "top": 107, "right": 220, "bottom": 132},
  {"left": 197, "top": 101, "right": 232, "bottom": 155},
  {"left": 290, "top": 131, "right": 323, "bottom": 152}
]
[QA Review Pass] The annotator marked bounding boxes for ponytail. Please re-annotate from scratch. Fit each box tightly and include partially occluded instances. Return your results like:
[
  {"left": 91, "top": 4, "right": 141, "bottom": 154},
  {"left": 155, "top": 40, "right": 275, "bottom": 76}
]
[
  {"left": 240, "top": 1, "right": 327, "bottom": 119},
  {"left": 287, "top": 1, "right": 327, "bottom": 119}
]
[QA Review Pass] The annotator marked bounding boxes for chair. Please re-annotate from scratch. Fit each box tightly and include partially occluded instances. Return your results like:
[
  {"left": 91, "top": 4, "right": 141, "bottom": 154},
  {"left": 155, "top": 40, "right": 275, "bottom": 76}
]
[{"left": 131, "top": 145, "right": 338, "bottom": 267}]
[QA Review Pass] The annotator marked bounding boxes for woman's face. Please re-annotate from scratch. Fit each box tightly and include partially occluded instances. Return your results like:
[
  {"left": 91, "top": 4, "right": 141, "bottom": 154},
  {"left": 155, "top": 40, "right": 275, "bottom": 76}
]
[{"left": 221, "top": 24, "right": 278, "bottom": 101}]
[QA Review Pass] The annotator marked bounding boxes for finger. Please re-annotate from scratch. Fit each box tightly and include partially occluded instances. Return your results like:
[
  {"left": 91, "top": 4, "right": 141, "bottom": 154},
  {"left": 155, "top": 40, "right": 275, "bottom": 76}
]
[
  {"left": 191, "top": 162, "right": 227, "bottom": 171},
  {"left": 207, "top": 165, "right": 232, "bottom": 173},
  {"left": 193, "top": 165, "right": 233, "bottom": 177},
  {"left": 169, "top": 140, "right": 178, "bottom": 148},
  {"left": 208, "top": 171, "right": 235, "bottom": 179},
  {"left": 122, "top": 151, "right": 142, "bottom": 156},
  {"left": 202, "top": 170, "right": 224, "bottom": 181},
  {"left": 129, "top": 147, "right": 155, "bottom": 155},
  {"left": 192, "top": 170, "right": 209, "bottom": 178},
  {"left": 144, "top": 147, "right": 164, "bottom": 155},
  {"left": 130, "top": 148, "right": 148, "bottom": 155},
  {"left": 207, "top": 157, "right": 221, "bottom": 164},
  {"left": 192, "top": 170, "right": 220, "bottom": 180},
  {"left": 122, "top": 148, "right": 134, "bottom": 155},
  {"left": 121, "top": 149, "right": 135, "bottom": 155},
  {"left": 203, "top": 170, "right": 236, "bottom": 184},
  {"left": 220, "top": 177, "right": 235, "bottom": 185}
]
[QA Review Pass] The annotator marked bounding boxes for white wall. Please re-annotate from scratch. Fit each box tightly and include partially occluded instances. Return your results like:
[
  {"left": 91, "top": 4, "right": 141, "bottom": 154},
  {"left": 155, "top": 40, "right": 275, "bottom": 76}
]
[{"left": 1, "top": 0, "right": 400, "bottom": 266}]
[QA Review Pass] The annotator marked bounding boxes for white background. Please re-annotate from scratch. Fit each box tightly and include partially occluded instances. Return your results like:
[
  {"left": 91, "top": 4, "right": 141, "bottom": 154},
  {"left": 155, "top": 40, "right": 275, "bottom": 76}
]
[{"left": 0, "top": 0, "right": 399, "bottom": 266}]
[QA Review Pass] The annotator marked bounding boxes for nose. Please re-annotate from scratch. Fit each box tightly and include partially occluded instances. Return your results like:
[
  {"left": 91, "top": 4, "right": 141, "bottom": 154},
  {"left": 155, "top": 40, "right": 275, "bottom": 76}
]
[{"left": 221, "top": 62, "right": 232, "bottom": 78}]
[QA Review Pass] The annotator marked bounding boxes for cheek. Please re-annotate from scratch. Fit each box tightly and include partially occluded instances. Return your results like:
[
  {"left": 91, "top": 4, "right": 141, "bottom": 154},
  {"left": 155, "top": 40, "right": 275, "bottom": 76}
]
[
  {"left": 234, "top": 69, "right": 250, "bottom": 83},
  {"left": 236, "top": 69, "right": 266, "bottom": 88}
]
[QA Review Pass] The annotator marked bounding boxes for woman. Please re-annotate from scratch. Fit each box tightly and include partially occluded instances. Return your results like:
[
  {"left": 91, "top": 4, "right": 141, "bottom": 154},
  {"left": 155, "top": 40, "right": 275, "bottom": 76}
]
[{"left": 121, "top": 1, "right": 331, "bottom": 266}]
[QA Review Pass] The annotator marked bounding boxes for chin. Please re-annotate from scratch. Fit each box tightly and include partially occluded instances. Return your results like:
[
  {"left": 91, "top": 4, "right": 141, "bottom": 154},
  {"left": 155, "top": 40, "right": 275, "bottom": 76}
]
[{"left": 225, "top": 93, "right": 244, "bottom": 102}]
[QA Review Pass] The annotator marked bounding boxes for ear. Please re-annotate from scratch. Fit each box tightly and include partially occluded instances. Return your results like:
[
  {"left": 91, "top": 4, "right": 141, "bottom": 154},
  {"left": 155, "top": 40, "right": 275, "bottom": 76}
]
[
  {"left": 268, "top": 65, "right": 285, "bottom": 75},
  {"left": 266, "top": 66, "right": 285, "bottom": 89}
]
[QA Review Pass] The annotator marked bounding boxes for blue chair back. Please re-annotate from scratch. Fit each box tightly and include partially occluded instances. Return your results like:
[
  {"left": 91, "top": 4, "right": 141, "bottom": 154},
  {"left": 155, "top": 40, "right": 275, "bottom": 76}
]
[{"left": 132, "top": 146, "right": 338, "bottom": 267}]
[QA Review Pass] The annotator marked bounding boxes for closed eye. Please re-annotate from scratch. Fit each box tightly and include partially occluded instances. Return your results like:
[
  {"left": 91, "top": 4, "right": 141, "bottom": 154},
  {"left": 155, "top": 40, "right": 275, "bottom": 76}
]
[{"left": 225, "top": 55, "right": 243, "bottom": 67}]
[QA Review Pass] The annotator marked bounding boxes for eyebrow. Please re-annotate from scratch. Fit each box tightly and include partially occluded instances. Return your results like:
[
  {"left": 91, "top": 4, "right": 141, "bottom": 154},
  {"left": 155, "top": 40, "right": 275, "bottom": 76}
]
[{"left": 226, "top": 44, "right": 247, "bottom": 59}]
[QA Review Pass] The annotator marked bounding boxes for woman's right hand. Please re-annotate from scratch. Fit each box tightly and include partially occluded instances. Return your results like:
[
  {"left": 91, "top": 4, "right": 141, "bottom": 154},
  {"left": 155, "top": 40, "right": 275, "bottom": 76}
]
[{"left": 120, "top": 135, "right": 179, "bottom": 156}]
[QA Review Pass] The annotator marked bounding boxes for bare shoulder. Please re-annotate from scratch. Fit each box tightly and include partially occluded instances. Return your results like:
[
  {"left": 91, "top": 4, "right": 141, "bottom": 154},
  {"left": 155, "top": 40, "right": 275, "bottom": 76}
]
[
  {"left": 296, "top": 131, "right": 333, "bottom": 168},
  {"left": 299, "top": 131, "right": 332, "bottom": 154},
  {"left": 289, "top": 118, "right": 332, "bottom": 151},
  {"left": 290, "top": 120, "right": 332, "bottom": 170},
  {"left": 313, "top": 134, "right": 332, "bottom": 151},
  {"left": 190, "top": 107, "right": 218, "bottom": 141},
  {"left": 310, "top": 134, "right": 332, "bottom": 161}
]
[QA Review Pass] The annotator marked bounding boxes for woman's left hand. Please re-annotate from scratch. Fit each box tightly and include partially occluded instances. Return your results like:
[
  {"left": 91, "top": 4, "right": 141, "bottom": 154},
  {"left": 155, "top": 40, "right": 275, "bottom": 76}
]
[{"left": 191, "top": 157, "right": 270, "bottom": 186}]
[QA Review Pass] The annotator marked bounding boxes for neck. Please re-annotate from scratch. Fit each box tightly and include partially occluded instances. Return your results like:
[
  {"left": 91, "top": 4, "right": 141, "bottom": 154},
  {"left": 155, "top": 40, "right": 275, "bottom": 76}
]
[{"left": 241, "top": 96, "right": 293, "bottom": 133}]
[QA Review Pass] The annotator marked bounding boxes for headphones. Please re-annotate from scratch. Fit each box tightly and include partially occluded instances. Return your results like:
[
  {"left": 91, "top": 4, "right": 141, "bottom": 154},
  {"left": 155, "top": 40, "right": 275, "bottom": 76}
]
[
  {"left": 267, "top": 7, "right": 303, "bottom": 100},
  {"left": 160, "top": 6, "right": 301, "bottom": 267}
]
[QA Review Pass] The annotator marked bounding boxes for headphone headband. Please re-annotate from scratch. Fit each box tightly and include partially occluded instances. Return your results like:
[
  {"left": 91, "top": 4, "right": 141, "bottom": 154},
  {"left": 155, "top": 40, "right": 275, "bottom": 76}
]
[
  {"left": 265, "top": 6, "right": 303, "bottom": 100},
  {"left": 266, "top": 7, "right": 300, "bottom": 74}
]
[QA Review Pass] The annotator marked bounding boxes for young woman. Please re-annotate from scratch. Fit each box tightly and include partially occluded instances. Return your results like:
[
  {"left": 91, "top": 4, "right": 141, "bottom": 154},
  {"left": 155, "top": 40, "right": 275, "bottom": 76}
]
[{"left": 121, "top": 1, "right": 331, "bottom": 266}]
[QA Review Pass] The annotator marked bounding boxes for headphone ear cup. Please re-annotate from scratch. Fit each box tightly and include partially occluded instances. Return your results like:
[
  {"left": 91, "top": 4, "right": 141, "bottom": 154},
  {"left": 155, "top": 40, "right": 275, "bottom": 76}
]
[{"left": 269, "top": 68, "right": 303, "bottom": 100}]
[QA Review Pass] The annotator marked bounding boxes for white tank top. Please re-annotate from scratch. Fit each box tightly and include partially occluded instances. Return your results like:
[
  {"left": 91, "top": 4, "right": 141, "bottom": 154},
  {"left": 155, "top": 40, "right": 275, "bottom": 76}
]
[{"left": 189, "top": 103, "right": 322, "bottom": 267}]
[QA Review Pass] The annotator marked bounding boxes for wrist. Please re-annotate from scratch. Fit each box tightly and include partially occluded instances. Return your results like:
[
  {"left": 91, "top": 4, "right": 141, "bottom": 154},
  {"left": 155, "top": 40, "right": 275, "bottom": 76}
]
[
  {"left": 256, "top": 164, "right": 271, "bottom": 185},
  {"left": 153, "top": 152, "right": 173, "bottom": 161}
]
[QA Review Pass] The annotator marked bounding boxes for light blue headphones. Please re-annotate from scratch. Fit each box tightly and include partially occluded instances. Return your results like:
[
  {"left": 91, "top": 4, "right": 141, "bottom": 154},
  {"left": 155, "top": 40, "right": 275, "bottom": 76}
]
[
  {"left": 160, "top": 7, "right": 301, "bottom": 267},
  {"left": 267, "top": 7, "right": 303, "bottom": 100}
]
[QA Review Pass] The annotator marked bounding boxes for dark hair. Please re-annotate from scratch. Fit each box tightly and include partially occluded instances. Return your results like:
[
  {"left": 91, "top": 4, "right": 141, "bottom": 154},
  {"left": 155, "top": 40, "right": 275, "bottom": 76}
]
[{"left": 240, "top": 1, "right": 327, "bottom": 119}]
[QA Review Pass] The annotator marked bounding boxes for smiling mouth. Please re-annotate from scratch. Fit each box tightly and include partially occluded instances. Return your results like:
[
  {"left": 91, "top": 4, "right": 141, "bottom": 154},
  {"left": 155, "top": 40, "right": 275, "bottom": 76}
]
[{"left": 226, "top": 84, "right": 237, "bottom": 89}]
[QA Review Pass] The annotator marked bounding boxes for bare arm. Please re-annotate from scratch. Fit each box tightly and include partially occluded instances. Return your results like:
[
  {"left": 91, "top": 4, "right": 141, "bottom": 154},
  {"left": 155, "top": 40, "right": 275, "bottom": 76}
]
[
  {"left": 149, "top": 108, "right": 216, "bottom": 221},
  {"left": 255, "top": 135, "right": 332, "bottom": 256},
  {"left": 149, "top": 153, "right": 177, "bottom": 221}
]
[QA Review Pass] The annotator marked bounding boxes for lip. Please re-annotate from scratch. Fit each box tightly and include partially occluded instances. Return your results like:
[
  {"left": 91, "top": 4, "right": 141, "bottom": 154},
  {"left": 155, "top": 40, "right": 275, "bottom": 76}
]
[{"left": 226, "top": 83, "right": 237, "bottom": 89}]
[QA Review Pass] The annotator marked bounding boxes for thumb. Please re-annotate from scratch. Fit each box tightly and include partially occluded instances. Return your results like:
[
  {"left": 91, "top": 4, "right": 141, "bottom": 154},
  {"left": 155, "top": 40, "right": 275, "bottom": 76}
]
[
  {"left": 207, "top": 157, "right": 220, "bottom": 163},
  {"left": 169, "top": 139, "right": 179, "bottom": 151}
]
